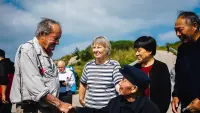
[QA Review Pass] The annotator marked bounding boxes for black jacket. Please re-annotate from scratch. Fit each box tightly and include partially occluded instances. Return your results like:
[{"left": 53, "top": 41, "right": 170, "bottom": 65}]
[
  {"left": 76, "top": 95, "right": 160, "bottom": 113},
  {"left": 134, "top": 60, "right": 171, "bottom": 113},
  {"left": 172, "top": 37, "right": 200, "bottom": 107},
  {"left": 0, "top": 58, "right": 14, "bottom": 85}
]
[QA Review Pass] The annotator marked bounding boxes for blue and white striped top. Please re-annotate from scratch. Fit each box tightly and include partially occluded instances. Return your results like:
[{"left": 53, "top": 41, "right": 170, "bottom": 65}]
[{"left": 80, "top": 59, "right": 123, "bottom": 109}]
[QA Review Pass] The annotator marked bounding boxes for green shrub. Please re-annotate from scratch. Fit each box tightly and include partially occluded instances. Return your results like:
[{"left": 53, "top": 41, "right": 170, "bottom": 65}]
[
  {"left": 111, "top": 40, "right": 134, "bottom": 50},
  {"left": 111, "top": 47, "right": 136, "bottom": 66}
]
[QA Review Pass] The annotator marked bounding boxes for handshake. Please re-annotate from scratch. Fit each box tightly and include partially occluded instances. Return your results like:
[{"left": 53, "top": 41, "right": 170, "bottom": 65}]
[
  {"left": 44, "top": 94, "right": 93, "bottom": 113},
  {"left": 56, "top": 101, "right": 75, "bottom": 113}
]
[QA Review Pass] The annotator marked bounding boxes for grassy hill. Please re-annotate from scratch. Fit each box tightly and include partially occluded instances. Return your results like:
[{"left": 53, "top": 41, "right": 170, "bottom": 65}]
[
  {"left": 59, "top": 40, "right": 136, "bottom": 78},
  {"left": 58, "top": 40, "right": 181, "bottom": 88}
]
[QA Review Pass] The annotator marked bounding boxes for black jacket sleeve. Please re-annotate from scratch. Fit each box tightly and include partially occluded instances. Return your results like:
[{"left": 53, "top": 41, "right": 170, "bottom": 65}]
[
  {"left": 159, "top": 63, "right": 171, "bottom": 113},
  {"left": 0, "top": 61, "right": 8, "bottom": 85},
  {"left": 143, "top": 99, "right": 160, "bottom": 113},
  {"left": 150, "top": 60, "right": 171, "bottom": 113},
  {"left": 172, "top": 46, "right": 182, "bottom": 98},
  {"left": 75, "top": 106, "right": 109, "bottom": 113}
]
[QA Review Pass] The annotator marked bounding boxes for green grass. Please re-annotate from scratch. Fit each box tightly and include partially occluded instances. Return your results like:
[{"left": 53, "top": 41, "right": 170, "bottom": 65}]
[{"left": 57, "top": 40, "right": 181, "bottom": 89}]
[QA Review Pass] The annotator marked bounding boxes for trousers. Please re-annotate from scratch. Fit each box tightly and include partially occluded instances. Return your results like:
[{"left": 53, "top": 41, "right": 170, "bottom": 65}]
[{"left": 12, "top": 104, "right": 57, "bottom": 113}]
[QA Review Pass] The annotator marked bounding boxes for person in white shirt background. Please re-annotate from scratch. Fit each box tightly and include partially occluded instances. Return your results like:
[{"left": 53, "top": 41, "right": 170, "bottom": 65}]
[{"left": 57, "top": 60, "right": 75, "bottom": 104}]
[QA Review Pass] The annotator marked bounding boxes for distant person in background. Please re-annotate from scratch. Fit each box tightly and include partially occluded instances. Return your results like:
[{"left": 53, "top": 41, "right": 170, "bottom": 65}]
[
  {"left": 172, "top": 11, "right": 200, "bottom": 113},
  {"left": 0, "top": 49, "right": 14, "bottom": 113},
  {"left": 133, "top": 36, "right": 171, "bottom": 113},
  {"left": 57, "top": 60, "right": 75, "bottom": 104},
  {"left": 167, "top": 45, "right": 170, "bottom": 53},
  {"left": 76, "top": 65, "right": 160, "bottom": 113},
  {"left": 79, "top": 36, "right": 123, "bottom": 109}
]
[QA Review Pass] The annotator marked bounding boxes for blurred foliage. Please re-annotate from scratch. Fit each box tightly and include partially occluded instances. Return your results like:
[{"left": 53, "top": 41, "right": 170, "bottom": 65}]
[
  {"left": 167, "top": 41, "right": 181, "bottom": 50},
  {"left": 158, "top": 41, "right": 181, "bottom": 55},
  {"left": 157, "top": 46, "right": 167, "bottom": 51},
  {"left": 110, "top": 40, "right": 134, "bottom": 50},
  {"left": 111, "top": 48, "right": 136, "bottom": 67},
  {"left": 72, "top": 47, "right": 80, "bottom": 59},
  {"left": 59, "top": 54, "right": 73, "bottom": 65},
  {"left": 78, "top": 50, "right": 93, "bottom": 62},
  {"left": 57, "top": 40, "right": 181, "bottom": 90}
]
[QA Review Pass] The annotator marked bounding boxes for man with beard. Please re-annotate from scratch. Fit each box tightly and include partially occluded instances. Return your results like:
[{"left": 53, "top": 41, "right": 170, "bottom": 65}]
[
  {"left": 10, "top": 18, "right": 72, "bottom": 113},
  {"left": 172, "top": 11, "right": 200, "bottom": 113},
  {"left": 76, "top": 65, "right": 160, "bottom": 113}
]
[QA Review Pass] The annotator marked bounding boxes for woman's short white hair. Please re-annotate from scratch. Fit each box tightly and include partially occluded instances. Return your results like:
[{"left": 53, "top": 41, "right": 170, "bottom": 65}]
[{"left": 91, "top": 36, "right": 111, "bottom": 55}]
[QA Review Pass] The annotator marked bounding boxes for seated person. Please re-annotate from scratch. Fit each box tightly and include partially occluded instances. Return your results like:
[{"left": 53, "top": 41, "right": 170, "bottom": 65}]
[
  {"left": 57, "top": 60, "right": 75, "bottom": 104},
  {"left": 75, "top": 65, "right": 160, "bottom": 113}
]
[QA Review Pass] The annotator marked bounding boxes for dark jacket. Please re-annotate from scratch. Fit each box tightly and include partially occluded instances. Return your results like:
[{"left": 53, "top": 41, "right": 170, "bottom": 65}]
[
  {"left": 0, "top": 58, "right": 14, "bottom": 100},
  {"left": 172, "top": 37, "right": 200, "bottom": 107},
  {"left": 76, "top": 95, "right": 160, "bottom": 113},
  {"left": 134, "top": 60, "right": 171, "bottom": 113},
  {"left": 0, "top": 58, "right": 14, "bottom": 85}
]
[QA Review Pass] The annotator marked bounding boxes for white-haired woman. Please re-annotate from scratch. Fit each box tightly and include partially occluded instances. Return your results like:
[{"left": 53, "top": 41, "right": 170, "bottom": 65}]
[{"left": 79, "top": 36, "right": 123, "bottom": 109}]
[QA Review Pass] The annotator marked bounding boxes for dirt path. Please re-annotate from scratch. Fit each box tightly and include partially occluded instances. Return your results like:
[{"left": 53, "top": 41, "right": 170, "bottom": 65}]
[{"left": 154, "top": 50, "right": 177, "bottom": 70}]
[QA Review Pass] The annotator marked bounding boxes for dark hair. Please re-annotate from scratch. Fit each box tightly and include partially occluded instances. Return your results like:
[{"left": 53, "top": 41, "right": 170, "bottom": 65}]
[
  {"left": 0, "top": 49, "right": 5, "bottom": 58},
  {"left": 35, "top": 17, "right": 61, "bottom": 37},
  {"left": 133, "top": 36, "right": 157, "bottom": 55},
  {"left": 178, "top": 11, "right": 200, "bottom": 31}
]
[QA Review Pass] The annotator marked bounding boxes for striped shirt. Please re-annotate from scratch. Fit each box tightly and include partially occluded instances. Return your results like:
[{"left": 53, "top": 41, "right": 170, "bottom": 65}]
[{"left": 80, "top": 59, "right": 123, "bottom": 109}]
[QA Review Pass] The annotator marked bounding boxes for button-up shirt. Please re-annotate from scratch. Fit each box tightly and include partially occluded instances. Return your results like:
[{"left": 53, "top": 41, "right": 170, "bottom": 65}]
[{"left": 10, "top": 37, "right": 59, "bottom": 103}]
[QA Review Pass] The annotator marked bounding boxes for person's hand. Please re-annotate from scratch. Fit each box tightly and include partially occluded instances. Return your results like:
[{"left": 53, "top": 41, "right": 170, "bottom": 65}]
[
  {"left": 63, "top": 82, "right": 68, "bottom": 86},
  {"left": 68, "top": 107, "right": 76, "bottom": 113},
  {"left": 187, "top": 98, "right": 200, "bottom": 113},
  {"left": 171, "top": 97, "right": 179, "bottom": 113},
  {"left": 58, "top": 102, "right": 73, "bottom": 113},
  {"left": 79, "top": 98, "right": 85, "bottom": 107},
  {"left": 1, "top": 94, "right": 9, "bottom": 104}
]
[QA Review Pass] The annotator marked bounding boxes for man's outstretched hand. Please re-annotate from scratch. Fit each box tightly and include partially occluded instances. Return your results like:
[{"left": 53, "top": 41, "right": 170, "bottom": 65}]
[
  {"left": 57, "top": 102, "right": 73, "bottom": 113},
  {"left": 187, "top": 98, "right": 200, "bottom": 113}
]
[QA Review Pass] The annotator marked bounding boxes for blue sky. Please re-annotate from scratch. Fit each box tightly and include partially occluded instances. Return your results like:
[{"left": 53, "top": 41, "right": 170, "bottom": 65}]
[{"left": 0, "top": 0, "right": 200, "bottom": 61}]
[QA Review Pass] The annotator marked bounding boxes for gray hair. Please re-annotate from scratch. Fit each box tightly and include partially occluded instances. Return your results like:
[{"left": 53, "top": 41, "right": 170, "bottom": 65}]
[
  {"left": 57, "top": 60, "right": 66, "bottom": 66},
  {"left": 35, "top": 17, "right": 61, "bottom": 37},
  {"left": 91, "top": 36, "right": 111, "bottom": 55},
  {"left": 178, "top": 11, "right": 200, "bottom": 31}
]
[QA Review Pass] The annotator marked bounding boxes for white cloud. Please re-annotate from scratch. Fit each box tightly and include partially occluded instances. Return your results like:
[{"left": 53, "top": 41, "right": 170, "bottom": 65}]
[
  {"left": 0, "top": 0, "right": 199, "bottom": 60},
  {"left": 158, "top": 31, "right": 179, "bottom": 43},
  {"left": 15, "top": 0, "right": 199, "bottom": 36},
  {"left": 139, "top": 31, "right": 152, "bottom": 36},
  {"left": 0, "top": 3, "right": 38, "bottom": 38},
  {"left": 53, "top": 41, "right": 92, "bottom": 59}
]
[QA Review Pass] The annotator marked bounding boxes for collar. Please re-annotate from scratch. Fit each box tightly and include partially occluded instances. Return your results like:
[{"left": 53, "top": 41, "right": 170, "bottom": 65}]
[{"left": 119, "top": 95, "right": 146, "bottom": 113}]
